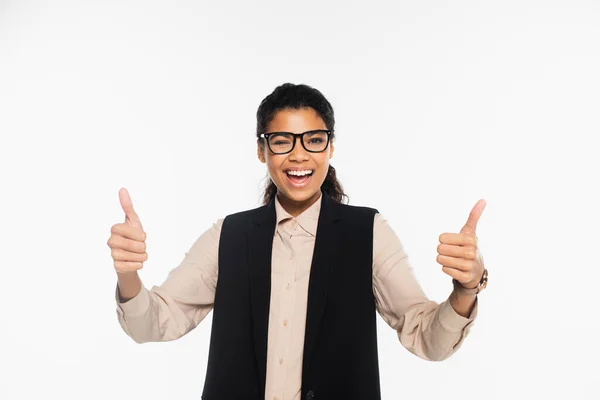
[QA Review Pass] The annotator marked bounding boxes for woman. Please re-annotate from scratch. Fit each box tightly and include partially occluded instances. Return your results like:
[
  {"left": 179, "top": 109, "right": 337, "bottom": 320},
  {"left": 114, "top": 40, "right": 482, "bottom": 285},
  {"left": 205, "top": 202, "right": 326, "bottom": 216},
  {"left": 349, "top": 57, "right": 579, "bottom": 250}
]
[{"left": 109, "top": 83, "right": 488, "bottom": 400}]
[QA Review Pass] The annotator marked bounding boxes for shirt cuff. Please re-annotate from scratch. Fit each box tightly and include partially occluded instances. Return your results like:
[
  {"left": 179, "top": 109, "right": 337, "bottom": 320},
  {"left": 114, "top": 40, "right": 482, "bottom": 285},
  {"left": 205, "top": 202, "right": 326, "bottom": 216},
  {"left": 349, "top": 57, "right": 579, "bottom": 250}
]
[
  {"left": 437, "top": 297, "right": 478, "bottom": 333},
  {"left": 115, "top": 283, "right": 150, "bottom": 318}
]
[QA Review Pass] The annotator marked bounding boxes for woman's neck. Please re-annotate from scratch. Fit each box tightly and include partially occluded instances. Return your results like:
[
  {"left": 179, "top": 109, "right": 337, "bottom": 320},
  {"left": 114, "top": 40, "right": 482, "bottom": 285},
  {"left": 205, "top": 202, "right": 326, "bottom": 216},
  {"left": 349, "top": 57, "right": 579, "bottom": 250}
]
[{"left": 277, "top": 190, "right": 322, "bottom": 217}]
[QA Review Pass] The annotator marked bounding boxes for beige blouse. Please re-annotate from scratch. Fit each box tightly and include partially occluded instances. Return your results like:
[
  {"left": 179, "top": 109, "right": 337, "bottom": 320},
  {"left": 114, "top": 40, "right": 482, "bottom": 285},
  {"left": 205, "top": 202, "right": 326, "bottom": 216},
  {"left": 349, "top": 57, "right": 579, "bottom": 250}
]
[{"left": 115, "top": 193, "right": 478, "bottom": 400}]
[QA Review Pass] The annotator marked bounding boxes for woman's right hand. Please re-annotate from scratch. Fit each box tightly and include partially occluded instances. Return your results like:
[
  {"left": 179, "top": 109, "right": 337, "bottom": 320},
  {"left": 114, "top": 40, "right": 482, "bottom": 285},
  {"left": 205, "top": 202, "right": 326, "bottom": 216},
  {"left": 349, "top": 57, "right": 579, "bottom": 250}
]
[{"left": 107, "top": 188, "right": 148, "bottom": 274}]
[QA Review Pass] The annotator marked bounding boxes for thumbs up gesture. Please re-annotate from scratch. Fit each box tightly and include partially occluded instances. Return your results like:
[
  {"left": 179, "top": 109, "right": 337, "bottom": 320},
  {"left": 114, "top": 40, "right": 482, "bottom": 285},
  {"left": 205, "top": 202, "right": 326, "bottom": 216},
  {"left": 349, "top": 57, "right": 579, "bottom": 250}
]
[
  {"left": 107, "top": 188, "right": 148, "bottom": 274},
  {"left": 436, "top": 200, "right": 486, "bottom": 289}
]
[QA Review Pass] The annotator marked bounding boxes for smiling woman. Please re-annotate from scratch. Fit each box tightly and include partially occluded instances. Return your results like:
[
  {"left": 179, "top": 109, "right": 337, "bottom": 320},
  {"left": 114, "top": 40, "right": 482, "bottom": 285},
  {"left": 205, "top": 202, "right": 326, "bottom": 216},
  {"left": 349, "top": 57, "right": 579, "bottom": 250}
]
[
  {"left": 110, "top": 82, "right": 487, "bottom": 400},
  {"left": 256, "top": 84, "right": 347, "bottom": 213}
]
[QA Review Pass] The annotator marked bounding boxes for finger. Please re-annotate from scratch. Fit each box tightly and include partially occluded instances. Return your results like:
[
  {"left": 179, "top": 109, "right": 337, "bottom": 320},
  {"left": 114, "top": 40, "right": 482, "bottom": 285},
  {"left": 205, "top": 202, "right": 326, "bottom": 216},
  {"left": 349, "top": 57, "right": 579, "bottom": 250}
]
[
  {"left": 436, "top": 254, "right": 473, "bottom": 272},
  {"left": 111, "top": 223, "right": 146, "bottom": 242},
  {"left": 114, "top": 261, "right": 144, "bottom": 273},
  {"left": 119, "top": 188, "right": 144, "bottom": 230},
  {"left": 437, "top": 244, "right": 477, "bottom": 260},
  {"left": 439, "top": 233, "right": 477, "bottom": 247},
  {"left": 111, "top": 248, "right": 148, "bottom": 262},
  {"left": 460, "top": 199, "right": 486, "bottom": 235},
  {"left": 441, "top": 266, "right": 470, "bottom": 282},
  {"left": 107, "top": 233, "right": 147, "bottom": 254}
]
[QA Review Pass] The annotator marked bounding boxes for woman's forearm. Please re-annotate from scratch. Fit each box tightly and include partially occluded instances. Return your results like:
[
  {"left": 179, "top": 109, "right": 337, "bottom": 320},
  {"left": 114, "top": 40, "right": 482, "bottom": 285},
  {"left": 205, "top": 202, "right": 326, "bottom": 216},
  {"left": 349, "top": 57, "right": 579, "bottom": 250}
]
[
  {"left": 116, "top": 271, "right": 142, "bottom": 302},
  {"left": 448, "top": 289, "right": 477, "bottom": 318}
]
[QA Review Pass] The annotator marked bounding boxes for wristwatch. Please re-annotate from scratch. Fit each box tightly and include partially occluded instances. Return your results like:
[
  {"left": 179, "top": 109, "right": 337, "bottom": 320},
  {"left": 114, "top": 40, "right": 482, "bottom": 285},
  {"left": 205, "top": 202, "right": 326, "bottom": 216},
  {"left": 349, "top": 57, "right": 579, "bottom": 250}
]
[{"left": 453, "top": 268, "right": 488, "bottom": 295}]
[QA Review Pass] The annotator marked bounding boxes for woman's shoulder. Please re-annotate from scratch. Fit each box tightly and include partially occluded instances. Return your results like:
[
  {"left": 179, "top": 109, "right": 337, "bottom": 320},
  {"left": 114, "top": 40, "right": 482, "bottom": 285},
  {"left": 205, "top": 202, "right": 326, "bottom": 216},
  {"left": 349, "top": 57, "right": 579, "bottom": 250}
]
[
  {"left": 223, "top": 203, "right": 269, "bottom": 219},
  {"left": 337, "top": 201, "right": 380, "bottom": 216},
  {"left": 217, "top": 203, "right": 272, "bottom": 231}
]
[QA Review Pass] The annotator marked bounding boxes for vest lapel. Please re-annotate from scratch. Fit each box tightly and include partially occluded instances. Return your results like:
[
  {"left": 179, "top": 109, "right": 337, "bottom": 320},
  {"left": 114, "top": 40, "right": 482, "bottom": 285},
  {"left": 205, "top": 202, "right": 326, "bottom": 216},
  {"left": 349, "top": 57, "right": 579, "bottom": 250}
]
[
  {"left": 248, "top": 198, "right": 276, "bottom": 394},
  {"left": 302, "top": 192, "right": 342, "bottom": 378},
  {"left": 247, "top": 192, "right": 343, "bottom": 392}
]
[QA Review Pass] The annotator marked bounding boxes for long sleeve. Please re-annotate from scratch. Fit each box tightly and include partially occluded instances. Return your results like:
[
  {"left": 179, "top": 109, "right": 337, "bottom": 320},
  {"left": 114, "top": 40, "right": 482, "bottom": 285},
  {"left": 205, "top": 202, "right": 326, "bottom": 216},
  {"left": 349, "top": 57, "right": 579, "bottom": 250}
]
[
  {"left": 115, "top": 219, "right": 222, "bottom": 343},
  {"left": 372, "top": 213, "right": 477, "bottom": 361}
]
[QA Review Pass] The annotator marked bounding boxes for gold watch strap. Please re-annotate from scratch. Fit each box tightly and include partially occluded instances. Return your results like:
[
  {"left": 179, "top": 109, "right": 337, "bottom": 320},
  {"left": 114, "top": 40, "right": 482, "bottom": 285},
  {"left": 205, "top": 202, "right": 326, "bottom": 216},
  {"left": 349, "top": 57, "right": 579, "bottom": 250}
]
[{"left": 453, "top": 268, "right": 488, "bottom": 295}]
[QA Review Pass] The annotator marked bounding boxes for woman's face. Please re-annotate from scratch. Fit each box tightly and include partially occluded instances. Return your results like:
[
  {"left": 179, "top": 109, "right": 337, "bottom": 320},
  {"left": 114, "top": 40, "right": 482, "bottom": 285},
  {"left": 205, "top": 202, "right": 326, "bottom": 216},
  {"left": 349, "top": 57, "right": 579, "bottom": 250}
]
[{"left": 258, "top": 107, "right": 334, "bottom": 208}]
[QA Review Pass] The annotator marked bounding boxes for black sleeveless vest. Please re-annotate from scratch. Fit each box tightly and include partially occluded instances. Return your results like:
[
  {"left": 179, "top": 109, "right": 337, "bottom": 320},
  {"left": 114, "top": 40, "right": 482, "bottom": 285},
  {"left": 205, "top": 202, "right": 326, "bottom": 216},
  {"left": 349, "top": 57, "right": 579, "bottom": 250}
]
[{"left": 201, "top": 192, "right": 381, "bottom": 400}]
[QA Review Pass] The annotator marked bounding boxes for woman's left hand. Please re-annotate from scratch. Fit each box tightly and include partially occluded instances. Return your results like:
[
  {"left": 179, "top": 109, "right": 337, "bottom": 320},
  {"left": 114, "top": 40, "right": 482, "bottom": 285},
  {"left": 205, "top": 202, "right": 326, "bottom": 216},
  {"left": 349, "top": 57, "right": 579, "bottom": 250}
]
[{"left": 436, "top": 200, "right": 486, "bottom": 289}]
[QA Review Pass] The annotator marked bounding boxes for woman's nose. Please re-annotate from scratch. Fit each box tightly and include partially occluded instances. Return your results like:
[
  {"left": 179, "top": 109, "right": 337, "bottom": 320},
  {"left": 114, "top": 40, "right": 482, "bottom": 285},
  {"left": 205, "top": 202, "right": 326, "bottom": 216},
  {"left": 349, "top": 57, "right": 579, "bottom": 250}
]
[{"left": 289, "top": 136, "right": 309, "bottom": 160}]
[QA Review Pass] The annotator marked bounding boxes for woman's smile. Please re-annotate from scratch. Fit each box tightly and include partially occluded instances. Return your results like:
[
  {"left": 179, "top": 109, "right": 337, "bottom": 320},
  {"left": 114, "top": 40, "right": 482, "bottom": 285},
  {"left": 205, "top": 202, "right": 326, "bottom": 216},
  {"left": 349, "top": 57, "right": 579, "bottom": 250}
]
[{"left": 284, "top": 167, "right": 314, "bottom": 188}]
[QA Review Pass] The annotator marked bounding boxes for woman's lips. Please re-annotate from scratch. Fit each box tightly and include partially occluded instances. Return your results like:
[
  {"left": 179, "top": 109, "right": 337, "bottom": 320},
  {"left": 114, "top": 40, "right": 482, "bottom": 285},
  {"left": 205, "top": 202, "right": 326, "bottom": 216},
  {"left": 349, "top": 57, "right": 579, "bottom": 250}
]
[{"left": 285, "top": 172, "right": 312, "bottom": 188}]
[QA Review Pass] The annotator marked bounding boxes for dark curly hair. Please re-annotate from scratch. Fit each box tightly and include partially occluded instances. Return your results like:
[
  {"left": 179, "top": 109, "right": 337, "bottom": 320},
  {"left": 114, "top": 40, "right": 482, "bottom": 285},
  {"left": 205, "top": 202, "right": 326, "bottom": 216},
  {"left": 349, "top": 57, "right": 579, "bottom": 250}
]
[{"left": 256, "top": 83, "right": 348, "bottom": 205}]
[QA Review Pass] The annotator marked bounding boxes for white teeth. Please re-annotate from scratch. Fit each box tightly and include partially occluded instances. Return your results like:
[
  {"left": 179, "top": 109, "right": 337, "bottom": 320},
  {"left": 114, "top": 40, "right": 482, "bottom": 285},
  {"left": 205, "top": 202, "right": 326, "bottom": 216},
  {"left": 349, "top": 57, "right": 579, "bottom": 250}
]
[{"left": 287, "top": 170, "right": 313, "bottom": 176}]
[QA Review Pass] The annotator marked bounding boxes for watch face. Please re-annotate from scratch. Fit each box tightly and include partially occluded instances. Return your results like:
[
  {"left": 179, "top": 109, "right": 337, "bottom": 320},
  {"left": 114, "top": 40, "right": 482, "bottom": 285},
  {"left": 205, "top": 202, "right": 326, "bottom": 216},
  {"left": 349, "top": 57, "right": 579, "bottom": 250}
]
[{"left": 481, "top": 269, "right": 488, "bottom": 289}]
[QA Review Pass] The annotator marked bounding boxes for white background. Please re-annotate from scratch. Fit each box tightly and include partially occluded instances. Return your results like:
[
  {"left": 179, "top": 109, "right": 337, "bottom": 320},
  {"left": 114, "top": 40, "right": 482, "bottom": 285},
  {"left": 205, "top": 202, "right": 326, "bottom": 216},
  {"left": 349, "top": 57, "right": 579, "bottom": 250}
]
[{"left": 1, "top": 1, "right": 599, "bottom": 399}]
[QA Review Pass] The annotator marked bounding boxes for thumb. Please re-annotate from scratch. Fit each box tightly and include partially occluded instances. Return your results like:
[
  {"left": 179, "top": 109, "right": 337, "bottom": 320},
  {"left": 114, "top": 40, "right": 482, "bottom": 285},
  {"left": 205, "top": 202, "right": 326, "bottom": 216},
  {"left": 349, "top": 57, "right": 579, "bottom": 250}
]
[
  {"left": 119, "top": 187, "right": 144, "bottom": 230},
  {"left": 460, "top": 199, "right": 486, "bottom": 235}
]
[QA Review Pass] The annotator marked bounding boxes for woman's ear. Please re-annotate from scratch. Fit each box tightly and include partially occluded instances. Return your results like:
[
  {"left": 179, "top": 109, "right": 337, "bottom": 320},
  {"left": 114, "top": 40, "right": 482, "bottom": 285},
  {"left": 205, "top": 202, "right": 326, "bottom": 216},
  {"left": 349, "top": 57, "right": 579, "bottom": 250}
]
[
  {"left": 329, "top": 142, "right": 335, "bottom": 159},
  {"left": 257, "top": 141, "right": 266, "bottom": 163}
]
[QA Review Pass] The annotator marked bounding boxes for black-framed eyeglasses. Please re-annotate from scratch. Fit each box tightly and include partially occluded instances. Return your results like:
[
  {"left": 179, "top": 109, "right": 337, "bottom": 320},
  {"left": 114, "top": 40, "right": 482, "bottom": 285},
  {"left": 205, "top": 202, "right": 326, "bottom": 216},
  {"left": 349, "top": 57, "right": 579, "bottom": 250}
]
[{"left": 260, "top": 129, "right": 332, "bottom": 155}]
